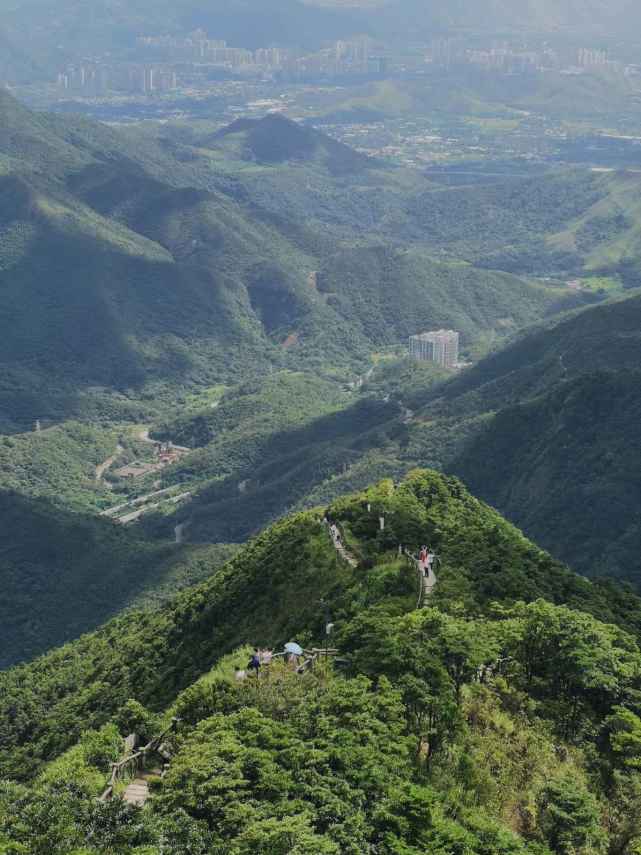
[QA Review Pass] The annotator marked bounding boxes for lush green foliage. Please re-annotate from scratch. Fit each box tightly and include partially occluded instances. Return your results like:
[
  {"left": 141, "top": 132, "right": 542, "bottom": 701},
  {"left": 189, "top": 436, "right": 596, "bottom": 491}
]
[
  {"left": 454, "top": 370, "right": 641, "bottom": 587},
  {"left": 2, "top": 470, "right": 641, "bottom": 852},
  {"left": 0, "top": 421, "right": 117, "bottom": 510},
  {"left": 0, "top": 93, "right": 558, "bottom": 430},
  {"left": 0, "top": 489, "right": 236, "bottom": 667}
]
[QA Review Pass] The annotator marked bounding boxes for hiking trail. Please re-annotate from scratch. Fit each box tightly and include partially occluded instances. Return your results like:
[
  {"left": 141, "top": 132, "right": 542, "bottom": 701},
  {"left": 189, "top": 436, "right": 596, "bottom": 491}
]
[
  {"left": 405, "top": 549, "right": 438, "bottom": 607},
  {"left": 328, "top": 523, "right": 358, "bottom": 567}
]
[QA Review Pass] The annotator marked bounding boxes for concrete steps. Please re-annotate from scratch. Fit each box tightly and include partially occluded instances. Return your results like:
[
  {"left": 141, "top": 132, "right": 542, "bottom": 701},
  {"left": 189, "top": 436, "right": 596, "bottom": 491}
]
[{"left": 123, "top": 778, "right": 149, "bottom": 807}]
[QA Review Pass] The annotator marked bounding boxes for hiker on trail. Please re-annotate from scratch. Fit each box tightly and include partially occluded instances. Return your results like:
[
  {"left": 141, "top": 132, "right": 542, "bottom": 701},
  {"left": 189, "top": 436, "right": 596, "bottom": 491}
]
[
  {"left": 235, "top": 665, "right": 247, "bottom": 683},
  {"left": 419, "top": 546, "right": 427, "bottom": 570},
  {"left": 261, "top": 649, "right": 273, "bottom": 666},
  {"left": 248, "top": 649, "right": 261, "bottom": 676},
  {"left": 426, "top": 549, "right": 436, "bottom": 576}
]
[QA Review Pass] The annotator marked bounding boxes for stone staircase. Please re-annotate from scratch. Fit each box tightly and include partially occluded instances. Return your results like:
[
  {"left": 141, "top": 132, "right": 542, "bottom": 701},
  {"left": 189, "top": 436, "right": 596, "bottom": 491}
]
[
  {"left": 328, "top": 523, "right": 358, "bottom": 568},
  {"left": 123, "top": 777, "right": 150, "bottom": 807},
  {"left": 405, "top": 549, "right": 438, "bottom": 607}
]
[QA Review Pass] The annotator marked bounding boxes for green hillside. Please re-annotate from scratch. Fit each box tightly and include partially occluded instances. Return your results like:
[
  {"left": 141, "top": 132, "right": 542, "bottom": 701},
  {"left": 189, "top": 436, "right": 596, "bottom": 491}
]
[
  {"left": 151, "top": 292, "right": 641, "bottom": 589},
  {"left": 1, "top": 91, "right": 637, "bottom": 669},
  {"left": 0, "top": 93, "right": 583, "bottom": 668},
  {"left": 406, "top": 169, "right": 641, "bottom": 280},
  {"left": 420, "top": 292, "right": 641, "bottom": 587},
  {"left": 438, "top": 290, "right": 641, "bottom": 412},
  {"left": 2, "top": 471, "right": 641, "bottom": 853},
  {"left": 191, "top": 115, "right": 641, "bottom": 285},
  {"left": 0, "top": 490, "right": 236, "bottom": 668},
  {"left": 0, "top": 95, "right": 562, "bottom": 429},
  {"left": 209, "top": 113, "right": 374, "bottom": 175},
  {"left": 454, "top": 371, "right": 641, "bottom": 584}
]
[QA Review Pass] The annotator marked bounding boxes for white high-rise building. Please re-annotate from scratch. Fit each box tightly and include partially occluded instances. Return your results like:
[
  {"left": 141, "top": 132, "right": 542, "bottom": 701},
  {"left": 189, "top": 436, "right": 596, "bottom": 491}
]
[{"left": 409, "top": 330, "right": 459, "bottom": 368}]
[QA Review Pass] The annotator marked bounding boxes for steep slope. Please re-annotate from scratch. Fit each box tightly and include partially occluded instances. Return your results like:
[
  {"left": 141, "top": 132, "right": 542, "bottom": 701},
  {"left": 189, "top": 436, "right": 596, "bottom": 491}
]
[
  {"left": 453, "top": 371, "right": 641, "bottom": 585},
  {"left": 1, "top": 470, "right": 638, "bottom": 777},
  {"left": 2, "top": 470, "right": 641, "bottom": 854},
  {"left": 0, "top": 92, "right": 586, "bottom": 673},
  {"left": 417, "top": 292, "right": 641, "bottom": 585},
  {"left": 0, "top": 172, "right": 276, "bottom": 429},
  {"left": 438, "top": 290, "right": 641, "bottom": 414},
  {"left": 0, "top": 490, "right": 236, "bottom": 668},
  {"left": 152, "top": 291, "right": 641, "bottom": 587}
]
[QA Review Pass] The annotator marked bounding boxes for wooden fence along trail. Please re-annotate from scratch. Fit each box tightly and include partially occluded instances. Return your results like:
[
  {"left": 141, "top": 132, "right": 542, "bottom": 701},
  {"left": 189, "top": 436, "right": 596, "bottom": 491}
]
[
  {"left": 99, "top": 649, "right": 342, "bottom": 809},
  {"left": 100, "top": 718, "right": 178, "bottom": 806},
  {"left": 405, "top": 549, "right": 438, "bottom": 607},
  {"left": 100, "top": 508, "right": 437, "bottom": 812},
  {"left": 327, "top": 521, "right": 359, "bottom": 567},
  {"left": 324, "top": 506, "right": 438, "bottom": 605}
]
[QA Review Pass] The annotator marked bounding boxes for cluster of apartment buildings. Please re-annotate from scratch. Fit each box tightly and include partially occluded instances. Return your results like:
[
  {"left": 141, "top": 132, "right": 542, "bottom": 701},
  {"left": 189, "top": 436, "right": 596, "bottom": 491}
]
[
  {"left": 51, "top": 29, "right": 637, "bottom": 99},
  {"left": 135, "top": 30, "right": 380, "bottom": 75},
  {"left": 54, "top": 31, "right": 387, "bottom": 95},
  {"left": 428, "top": 39, "right": 630, "bottom": 76},
  {"left": 57, "top": 64, "right": 177, "bottom": 95}
]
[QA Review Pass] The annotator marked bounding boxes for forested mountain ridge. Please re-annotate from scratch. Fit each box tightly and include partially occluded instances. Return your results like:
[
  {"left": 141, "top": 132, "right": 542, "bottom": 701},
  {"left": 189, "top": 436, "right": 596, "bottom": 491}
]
[
  {"left": 426, "top": 291, "right": 641, "bottom": 586},
  {"left": 1, "top": 88, "right": 637, "bottom": 671},
  {"left": 0, "top": 90, "right": 577, "bottom": 668},
  {"left": 136, "top": 290, "right": 641, "bottom": 591},
  {"left": 0, "top": 91, "right": 558, "bottom": 430},
  {"left": 209, "top": 112, "right": 374, "bottom": 174},
  {"left": 2, "top": 470, "right": 641, "bottom": 853},
  {"left": 454, "top": 370, "right": 641, "bottom": 581}
]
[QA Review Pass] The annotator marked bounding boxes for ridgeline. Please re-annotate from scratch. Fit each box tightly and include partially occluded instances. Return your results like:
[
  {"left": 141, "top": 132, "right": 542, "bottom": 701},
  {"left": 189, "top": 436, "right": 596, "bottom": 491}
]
[{"left": 2, "top": 470, "right": 641, "bottom": 853}]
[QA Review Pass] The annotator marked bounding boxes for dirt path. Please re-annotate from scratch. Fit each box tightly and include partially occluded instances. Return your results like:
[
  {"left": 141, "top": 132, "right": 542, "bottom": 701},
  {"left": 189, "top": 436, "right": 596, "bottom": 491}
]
[
  {"left": 95, "top": 444, "right": 124, "bottom": 482},
  {"left": 137, "top": 427, "right": 190, "bottom": 453}
]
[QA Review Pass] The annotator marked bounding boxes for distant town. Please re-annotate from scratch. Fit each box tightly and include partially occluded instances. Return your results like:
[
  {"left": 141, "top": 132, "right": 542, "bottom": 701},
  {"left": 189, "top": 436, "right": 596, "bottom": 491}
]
[{"left": 46, "top": 30, "right": 640, "bottom": 98}]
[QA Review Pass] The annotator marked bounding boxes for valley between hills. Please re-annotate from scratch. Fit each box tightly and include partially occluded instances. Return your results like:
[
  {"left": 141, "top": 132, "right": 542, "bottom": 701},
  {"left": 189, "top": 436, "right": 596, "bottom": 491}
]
[
  {"left": 2, "top": 88, "right": 641, "bottom": 667},
  {"left": 3, "top": 3, "right": 641, "bottom": 848}
]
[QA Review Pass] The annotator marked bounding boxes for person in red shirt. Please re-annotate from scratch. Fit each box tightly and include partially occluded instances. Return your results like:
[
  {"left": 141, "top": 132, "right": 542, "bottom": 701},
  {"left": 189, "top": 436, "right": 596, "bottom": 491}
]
[{"left": 419, "top": 546, "right": 427, "bottom": 572}]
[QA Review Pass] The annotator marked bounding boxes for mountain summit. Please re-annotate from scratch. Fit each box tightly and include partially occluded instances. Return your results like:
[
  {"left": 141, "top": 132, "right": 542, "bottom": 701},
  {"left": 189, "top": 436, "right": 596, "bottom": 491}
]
[
  {"left": 2, "top": 470, "right": 641, "bottom": 853},
  {"left": 210, "top": 113, "right": 373, "bottom": 174}
]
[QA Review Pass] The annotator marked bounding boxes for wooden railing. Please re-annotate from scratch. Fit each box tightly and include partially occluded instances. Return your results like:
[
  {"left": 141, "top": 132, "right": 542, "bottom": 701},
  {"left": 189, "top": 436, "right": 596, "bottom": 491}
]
[
  {"left": 271, "top": 648, "right": 340, "bottom": 674},
  {"left": 297, "top": 647, "right": 339, "bottom": 673},
  {"left": 404, "top": 548, "right": 440, "bottom": 608},
  {"left": 404, "top": 548, "right": 425, "bottom": 608},
  {"left": 99, "top": 717, "right": 179, "bottom": 802}
]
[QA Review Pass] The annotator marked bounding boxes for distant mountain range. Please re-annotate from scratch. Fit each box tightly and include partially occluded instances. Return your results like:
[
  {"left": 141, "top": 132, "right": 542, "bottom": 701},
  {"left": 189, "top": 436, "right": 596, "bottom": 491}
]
[{"left": 306, "top": 0, "right": 641, "bottom": 37}]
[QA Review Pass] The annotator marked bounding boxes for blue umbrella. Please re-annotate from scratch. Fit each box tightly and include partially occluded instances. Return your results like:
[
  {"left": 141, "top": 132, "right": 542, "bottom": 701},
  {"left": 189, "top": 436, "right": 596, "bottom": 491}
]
[{"left": 284, "top": 642, "right": 303, "bottom": 656}]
